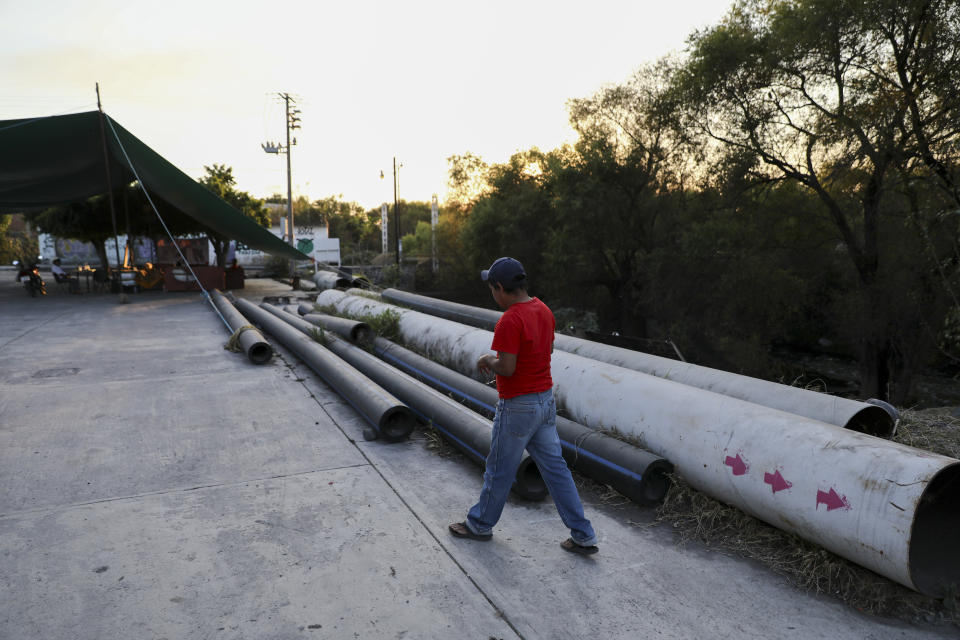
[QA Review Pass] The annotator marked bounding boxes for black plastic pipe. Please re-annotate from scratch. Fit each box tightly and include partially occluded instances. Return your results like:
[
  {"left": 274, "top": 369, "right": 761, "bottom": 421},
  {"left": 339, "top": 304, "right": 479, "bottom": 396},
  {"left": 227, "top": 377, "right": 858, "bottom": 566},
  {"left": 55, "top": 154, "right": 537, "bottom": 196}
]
[
  {"left": 211, "top": 289, "right": 273, "bottom": 364},
  {"left": 382, "top": 288, "right": 499, "bottom": 329},
  {"left": 264, "top": 304, "right": 548, "bottom": 501},
  {"left": 372, "top": 337, "right": 674, "bottom": 505},
  {"left": 296, "top": 303, "right": 373, "bottom": 345},
  {"left": 234, "top": 298, "right": 416, "bottom": 442}
]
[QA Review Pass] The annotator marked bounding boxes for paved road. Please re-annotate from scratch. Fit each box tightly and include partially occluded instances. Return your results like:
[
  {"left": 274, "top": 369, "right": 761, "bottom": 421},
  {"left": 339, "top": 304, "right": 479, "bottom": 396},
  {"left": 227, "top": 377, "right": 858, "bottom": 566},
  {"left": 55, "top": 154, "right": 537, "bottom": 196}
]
[{"left": 0, "top": 275, "right": 949, "bottom": 639}]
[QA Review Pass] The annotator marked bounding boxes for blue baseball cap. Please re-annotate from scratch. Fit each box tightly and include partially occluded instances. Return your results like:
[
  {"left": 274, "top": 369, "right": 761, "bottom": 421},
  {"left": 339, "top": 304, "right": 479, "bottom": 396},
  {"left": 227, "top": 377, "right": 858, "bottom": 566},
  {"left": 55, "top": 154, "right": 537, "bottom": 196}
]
[{"left": 481, "top": 257, "right": 526, "bottom": 286}]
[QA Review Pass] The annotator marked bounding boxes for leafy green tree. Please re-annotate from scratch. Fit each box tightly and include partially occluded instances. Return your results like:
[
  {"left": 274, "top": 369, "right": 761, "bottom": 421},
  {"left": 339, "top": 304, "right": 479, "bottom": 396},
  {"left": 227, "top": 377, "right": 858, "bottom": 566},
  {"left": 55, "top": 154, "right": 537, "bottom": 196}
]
[
  {"left": 198, "top": 164, "right": 270, "bottom": 267},
  {"left": 400, "top": 220, "right": 433, "bottom": 256},
  {"left": 447, "top": 153, "right": 492, "bottom": 207},
  {"left": 458, "top": 149, "right": 556, "bottom": 294},
  {"left": 543, "top": 61, "right": 691, "bottom": 337},
  {"left": 0, "top": 214, "right": 38, "bottom": 265},
  {"left": 675, "top": 0, "right": 960, "bottom": 402},
  {"left": 28, "top": 190, "right": 127, "bottom": 268}
]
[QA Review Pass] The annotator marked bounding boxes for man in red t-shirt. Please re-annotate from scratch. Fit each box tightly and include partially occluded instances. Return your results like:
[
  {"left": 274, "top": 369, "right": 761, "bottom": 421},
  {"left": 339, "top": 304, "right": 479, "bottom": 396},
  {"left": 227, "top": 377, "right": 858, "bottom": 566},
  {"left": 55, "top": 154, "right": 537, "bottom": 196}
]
[{"left": 449, "top": 257, "right": 598, "bottom": 554}]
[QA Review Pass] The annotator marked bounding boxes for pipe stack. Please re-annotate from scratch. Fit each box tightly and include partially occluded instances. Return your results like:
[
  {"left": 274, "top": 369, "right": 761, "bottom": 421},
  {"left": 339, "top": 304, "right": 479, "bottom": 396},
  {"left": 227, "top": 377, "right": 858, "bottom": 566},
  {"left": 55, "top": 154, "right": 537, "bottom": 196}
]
[
  {"left": 317, "top": 288, "right": 960, "bottom": 596},
  {"left": 235, "top": 298, "right": 416, "bottom": 442},
  {"left": 370, "top": 336, "right": 673, "bottom": 505},
  {"left": 380, "top": 288, "right": 894, "bottom": 436},
  {"left": 263, "top": 303, "right": 547, "bottom": 500}
]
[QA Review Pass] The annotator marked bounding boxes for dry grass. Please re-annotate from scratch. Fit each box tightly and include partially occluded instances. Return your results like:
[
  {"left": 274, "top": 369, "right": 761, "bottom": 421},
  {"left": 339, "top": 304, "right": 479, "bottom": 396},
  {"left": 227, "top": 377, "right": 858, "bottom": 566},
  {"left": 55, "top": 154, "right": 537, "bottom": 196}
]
[
  {"left": 895, "top": 407, "right": 960, "bottom": 459},
  {"left": 650, "top": 407, "right": 960, "bottom": 625},
  {"left": 420, "top": 421, "right": 460, "bottom": 458},
  {"left": 223, "top": 324, "right": 258, "bottom": 353}
]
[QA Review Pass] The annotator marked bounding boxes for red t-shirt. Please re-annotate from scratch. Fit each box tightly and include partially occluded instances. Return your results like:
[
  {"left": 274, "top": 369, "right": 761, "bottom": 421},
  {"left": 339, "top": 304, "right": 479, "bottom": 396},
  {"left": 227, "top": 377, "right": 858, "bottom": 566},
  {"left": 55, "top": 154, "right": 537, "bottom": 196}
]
[{"left": 491, "top": 297, "right": 554, "bottom": 399}]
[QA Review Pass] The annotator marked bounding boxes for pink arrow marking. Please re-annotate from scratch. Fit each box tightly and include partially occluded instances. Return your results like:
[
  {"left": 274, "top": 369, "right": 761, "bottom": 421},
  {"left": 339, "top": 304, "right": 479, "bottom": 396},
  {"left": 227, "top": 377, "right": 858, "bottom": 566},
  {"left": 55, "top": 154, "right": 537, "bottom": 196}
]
[
  {"left": 724, "top": 453, "right": 748, "bottom": 476},
  {"left": 764, "top": 470, "right": 792, "bottom": 493},
  {"left": 816, "top": 488, "right": 850, "bottom": 511}
]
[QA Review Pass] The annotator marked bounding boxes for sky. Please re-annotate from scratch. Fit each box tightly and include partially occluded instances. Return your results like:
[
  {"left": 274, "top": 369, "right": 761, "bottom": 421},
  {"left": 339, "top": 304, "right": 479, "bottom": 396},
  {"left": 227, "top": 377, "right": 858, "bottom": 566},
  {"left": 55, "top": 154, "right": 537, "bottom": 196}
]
[{"left": 1, "top": 0, "right": 733, "bottom": 210}]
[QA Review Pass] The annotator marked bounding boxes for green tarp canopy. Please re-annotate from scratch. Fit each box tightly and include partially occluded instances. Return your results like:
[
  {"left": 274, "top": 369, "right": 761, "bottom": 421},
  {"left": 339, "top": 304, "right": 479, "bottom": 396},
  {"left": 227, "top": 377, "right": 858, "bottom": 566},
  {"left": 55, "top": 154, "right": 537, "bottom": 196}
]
[{"left": 0, "top": 111, "right": 308, "bottom": 261}]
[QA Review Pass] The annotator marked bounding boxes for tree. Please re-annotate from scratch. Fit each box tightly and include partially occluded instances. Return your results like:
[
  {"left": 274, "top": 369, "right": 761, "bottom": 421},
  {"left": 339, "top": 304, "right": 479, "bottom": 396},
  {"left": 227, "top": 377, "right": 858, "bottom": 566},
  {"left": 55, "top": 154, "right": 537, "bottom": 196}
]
[
  {"left": 447, "top": 152, "right": 493, "bottom": 207},
  {"left": 0, "top": 214, "right": 38, "bottom": 265},
  {"left": 198, "top": 164, "right": 270, "bottom": 267},
  {"left": 28, "top": 191, "right": 126, "bottom": 268},
  {"left": 675, "top": 0, "right": 960, "bottom": 402},
  {"left": 537, "top": 60, "right": 692, "bottom": 337},
  {"left": 458, "top": 149, "right": 558, "bottom": 295},
  {"left": 400, "top": 221, "right": 433, "bottom": 257}
]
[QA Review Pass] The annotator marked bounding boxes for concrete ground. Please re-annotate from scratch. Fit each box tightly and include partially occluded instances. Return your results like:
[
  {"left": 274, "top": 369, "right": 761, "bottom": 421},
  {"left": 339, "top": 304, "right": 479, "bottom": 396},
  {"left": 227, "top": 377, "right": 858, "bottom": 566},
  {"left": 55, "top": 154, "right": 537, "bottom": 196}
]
[{"left": 0, "top": 273, "right": 951, "bottom": 639}]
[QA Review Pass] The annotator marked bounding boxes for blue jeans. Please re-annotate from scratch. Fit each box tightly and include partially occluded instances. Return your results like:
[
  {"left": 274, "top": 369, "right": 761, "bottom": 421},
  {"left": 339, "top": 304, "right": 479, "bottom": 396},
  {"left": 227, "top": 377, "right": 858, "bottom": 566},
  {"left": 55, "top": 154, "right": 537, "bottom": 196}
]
[{"left": 466, "top": 389, "right": 597, "bottom": 546}]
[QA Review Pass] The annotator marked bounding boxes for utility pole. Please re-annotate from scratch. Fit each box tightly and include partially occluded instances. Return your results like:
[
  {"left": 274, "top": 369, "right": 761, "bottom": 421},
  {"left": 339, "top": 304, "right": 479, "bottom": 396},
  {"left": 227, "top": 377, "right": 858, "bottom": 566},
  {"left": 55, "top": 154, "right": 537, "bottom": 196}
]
[
  {"left": 380, "top": 158, "right": 402, "bottom": 266},
  {"left": 261, "top": 93, "right": 300, "bottom": 281},
  {"left": 95, "top": 83, "right": 122, "bottom": 272},
  {"left": 431, "top": 194, "right": 438, "bottom": 273},
  {"left": 393, "top": 157, "right": 401, "bottom": 266}
]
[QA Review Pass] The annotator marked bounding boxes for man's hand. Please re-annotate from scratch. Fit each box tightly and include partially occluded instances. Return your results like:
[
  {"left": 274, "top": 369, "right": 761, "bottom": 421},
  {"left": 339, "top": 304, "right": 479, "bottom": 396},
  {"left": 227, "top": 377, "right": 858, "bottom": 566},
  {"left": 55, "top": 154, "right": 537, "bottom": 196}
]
[
  {"left": 477, "top": 353, "right": 496, "bottom": 375},
  {"left": 477, "top": 352, "right": 517, "bottom": 377}
]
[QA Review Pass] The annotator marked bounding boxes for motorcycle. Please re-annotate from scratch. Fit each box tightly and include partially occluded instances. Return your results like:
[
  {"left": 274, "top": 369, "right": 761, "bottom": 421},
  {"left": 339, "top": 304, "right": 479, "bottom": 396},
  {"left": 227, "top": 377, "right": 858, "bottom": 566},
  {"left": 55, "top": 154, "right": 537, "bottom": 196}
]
[{"left": 13, "top": 257, "right": 47, "bottom": 297}]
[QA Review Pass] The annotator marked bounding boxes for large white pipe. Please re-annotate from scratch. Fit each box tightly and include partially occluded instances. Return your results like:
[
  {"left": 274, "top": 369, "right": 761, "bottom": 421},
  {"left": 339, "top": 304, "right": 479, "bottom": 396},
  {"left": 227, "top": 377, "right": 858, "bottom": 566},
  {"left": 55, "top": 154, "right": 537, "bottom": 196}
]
[
  {"left": 312, "top": 270, "right": 352, "bottom": 291},
  {"left": 379, "top": 288, "right": 893, "bottom": 436},
  {"left": 316, "top": 289, "right": 960, "bottom": 596}
]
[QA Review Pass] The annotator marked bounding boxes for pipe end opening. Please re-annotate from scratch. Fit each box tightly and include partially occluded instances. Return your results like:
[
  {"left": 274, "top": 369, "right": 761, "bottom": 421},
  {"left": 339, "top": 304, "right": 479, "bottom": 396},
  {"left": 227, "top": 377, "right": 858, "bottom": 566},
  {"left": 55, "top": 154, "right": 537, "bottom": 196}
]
[
  {"left": 514, "top": 458, "right": 548, "bottom": 501},
  {"left": 845, "top": 405, "right": 896, "bottom": 437},
  {"left": 248, "top": 342, "right": 273, "bottom": 365},
  {"left": 351, "top": 325, "right": 374, "bottom": 346},
  {"left": 378, "top": 407, "right": 417, "bottom": 442},
  {"left": 909, "top": 462, "right": 960, "bottom": 596},
  {"left": 639, "top": 459, "right": 675, "bottom": 505}
]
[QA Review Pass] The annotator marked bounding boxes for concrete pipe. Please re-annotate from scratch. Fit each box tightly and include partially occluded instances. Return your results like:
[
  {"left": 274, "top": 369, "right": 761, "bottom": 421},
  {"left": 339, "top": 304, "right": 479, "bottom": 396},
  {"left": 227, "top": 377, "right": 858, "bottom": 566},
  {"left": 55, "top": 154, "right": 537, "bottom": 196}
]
[
  {"left": 372, "top": 336, "right": 674, "bottom": 505},
  {"left": 313, "top": 270, "right": 352, "bottom": 291},
  {"left": 234, "top": 298, "right": 415, "bottom": 442},
  {"left": 379, "top": 288, "right": 893, "bottom": 437},
  {"left": 296, "top": 303, "right": 374, "bottom": 345},
  {"left": 263, "top": 304, "right": 548, "bottom": 501},
  {"left": 210, "top": 290, "right": 273, "bottom": 364},
  {"left": 316, "top": 289, "right": 960, "bottom": 596}
]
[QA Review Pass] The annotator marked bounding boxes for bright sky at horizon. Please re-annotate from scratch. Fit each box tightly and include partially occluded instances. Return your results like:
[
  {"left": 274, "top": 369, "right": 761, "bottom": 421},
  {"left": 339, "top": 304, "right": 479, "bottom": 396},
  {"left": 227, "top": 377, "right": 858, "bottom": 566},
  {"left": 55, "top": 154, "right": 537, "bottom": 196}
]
[{"left": 1, "top": 0, "right": 733, "bottom": 210}]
